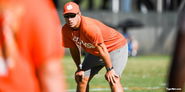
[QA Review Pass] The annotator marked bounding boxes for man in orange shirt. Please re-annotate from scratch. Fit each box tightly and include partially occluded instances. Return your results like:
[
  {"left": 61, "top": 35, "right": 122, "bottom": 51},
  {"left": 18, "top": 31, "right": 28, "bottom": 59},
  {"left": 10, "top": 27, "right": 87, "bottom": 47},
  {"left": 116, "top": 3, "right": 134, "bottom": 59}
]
[
  {"left": 0, "top": 0, "right": 66, "bottom": 92},
  {"left": 62, "top": 2, "right": 128, "bottom": 92}
]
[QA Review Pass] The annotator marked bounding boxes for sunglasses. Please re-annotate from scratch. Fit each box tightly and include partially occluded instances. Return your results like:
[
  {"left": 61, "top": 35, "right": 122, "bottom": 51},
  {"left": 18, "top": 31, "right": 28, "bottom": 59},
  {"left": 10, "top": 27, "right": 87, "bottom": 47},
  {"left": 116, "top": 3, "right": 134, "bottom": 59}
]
[{"left": 64, "top": 13, "right": 77, "bottom": 18}]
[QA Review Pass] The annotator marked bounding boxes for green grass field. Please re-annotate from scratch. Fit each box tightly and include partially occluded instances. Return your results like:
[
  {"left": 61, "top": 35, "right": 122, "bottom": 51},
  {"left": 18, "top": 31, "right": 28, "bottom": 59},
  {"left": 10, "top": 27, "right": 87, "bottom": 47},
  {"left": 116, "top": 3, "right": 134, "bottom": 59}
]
[{"left": 62, "top": 55, "right": 171, "bottom": 92}]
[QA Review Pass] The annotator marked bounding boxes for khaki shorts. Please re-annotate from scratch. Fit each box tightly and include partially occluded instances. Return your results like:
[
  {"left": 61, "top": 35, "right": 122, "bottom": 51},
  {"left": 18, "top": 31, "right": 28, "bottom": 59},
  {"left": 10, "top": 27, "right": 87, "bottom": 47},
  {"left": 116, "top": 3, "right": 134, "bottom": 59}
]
[{"left": 82, "top": 44, "right": 128, "bottom": 77}]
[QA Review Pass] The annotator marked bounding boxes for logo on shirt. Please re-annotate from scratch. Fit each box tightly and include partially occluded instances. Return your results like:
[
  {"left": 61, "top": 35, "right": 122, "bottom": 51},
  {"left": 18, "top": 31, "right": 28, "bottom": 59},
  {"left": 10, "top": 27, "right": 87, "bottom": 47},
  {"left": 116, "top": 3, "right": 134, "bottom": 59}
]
[{"left": 72, "top": 36, "right": 95, "bottom": 48}]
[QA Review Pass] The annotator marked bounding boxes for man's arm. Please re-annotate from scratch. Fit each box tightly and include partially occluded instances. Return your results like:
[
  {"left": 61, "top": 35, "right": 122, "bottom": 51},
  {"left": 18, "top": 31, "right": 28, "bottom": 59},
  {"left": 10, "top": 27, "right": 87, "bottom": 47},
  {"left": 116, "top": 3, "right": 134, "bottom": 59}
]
[
  {"left": 96, "top": 43, "right": 118, "bottom": 85},
  {"left": 96, "top": 43, "right": 112, "bottom": 68},
  {"left": 69, "top": 47, "right": 85, "bottom": 83},
  {"left": 69, "top": 47, "right": 81, "bottom": 70}
]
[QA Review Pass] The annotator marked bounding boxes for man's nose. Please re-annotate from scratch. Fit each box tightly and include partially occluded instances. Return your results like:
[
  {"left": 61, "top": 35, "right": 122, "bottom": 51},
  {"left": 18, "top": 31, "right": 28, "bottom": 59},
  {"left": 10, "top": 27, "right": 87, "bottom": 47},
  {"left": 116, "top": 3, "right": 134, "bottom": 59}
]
[
  {"left": 67, "top": 17, "right": 72, "bottom": 20},
  {"left": 68, "top": 18, "right": 73, "bottom": 21}
]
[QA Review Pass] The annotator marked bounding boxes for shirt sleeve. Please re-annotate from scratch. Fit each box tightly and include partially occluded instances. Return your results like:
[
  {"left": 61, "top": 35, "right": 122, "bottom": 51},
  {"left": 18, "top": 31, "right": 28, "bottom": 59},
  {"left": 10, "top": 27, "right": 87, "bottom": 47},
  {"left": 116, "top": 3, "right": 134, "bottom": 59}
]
[
  {"left": 85, "top": 25, "right": 104, "bottom": 46},
  {"left": 61, "top": 26, "right": 76, "bottom": 48}
]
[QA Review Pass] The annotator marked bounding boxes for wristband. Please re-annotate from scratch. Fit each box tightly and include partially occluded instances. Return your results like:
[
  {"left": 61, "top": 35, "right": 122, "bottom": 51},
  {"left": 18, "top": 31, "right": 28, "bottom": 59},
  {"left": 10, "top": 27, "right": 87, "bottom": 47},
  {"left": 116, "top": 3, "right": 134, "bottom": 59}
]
[
  {"left": 79, "top": 64, "right": 82, "bottom": 70},
  {"left": 106, "top": 66, "right": 113, "bottom": 71}
]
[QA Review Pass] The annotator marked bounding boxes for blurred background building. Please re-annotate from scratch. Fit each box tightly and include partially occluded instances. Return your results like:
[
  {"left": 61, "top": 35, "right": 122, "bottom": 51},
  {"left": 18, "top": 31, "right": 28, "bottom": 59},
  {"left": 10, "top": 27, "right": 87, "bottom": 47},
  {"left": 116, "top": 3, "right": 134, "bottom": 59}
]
[{"left": 57, "top": 0, "right": 182, "bottom": 56}]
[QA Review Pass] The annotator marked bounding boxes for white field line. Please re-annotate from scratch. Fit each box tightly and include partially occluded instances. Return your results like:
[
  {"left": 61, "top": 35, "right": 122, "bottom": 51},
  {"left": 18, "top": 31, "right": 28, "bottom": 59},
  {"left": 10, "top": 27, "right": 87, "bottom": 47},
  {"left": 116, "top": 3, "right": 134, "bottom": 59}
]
[{"left": 67, "top": 86, "right": 164, "bottom": 92}]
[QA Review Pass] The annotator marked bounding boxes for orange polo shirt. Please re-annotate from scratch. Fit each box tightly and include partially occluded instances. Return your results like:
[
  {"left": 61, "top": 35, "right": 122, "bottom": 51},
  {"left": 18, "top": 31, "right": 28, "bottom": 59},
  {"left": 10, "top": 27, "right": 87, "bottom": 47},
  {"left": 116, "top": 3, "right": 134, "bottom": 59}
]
[{"left": 62, "top": 16, "right": 127, "bottom": 56}]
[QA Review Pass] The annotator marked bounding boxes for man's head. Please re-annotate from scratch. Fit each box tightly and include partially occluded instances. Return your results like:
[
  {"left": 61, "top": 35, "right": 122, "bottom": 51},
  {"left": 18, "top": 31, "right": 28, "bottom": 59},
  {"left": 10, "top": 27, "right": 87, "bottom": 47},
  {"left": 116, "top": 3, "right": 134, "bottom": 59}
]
[{"left": 63, "top": 2, "right": 81, "bottom": 29}]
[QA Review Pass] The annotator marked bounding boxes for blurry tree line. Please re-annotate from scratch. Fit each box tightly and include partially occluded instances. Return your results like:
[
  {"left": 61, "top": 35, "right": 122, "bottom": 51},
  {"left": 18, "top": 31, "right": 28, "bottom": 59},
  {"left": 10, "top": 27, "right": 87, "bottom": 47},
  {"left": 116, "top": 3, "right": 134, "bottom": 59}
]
[{"left": 52, "top": 0, "right": 183, "bottom": 13}]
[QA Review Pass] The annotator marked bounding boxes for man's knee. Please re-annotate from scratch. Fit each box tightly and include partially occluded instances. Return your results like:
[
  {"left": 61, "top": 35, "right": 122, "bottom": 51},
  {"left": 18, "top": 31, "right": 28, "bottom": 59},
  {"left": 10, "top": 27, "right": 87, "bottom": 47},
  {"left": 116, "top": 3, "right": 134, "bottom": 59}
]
[{"left": 75, "top": 76, "right": 89, "bottom": 86}]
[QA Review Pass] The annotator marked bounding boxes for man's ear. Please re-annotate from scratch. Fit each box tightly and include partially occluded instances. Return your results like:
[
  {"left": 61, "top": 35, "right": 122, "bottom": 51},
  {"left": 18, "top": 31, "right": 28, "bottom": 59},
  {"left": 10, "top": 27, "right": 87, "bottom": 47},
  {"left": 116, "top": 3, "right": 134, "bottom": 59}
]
[{"left": 78, "top": 12, "right": 81, "bottom": 15}]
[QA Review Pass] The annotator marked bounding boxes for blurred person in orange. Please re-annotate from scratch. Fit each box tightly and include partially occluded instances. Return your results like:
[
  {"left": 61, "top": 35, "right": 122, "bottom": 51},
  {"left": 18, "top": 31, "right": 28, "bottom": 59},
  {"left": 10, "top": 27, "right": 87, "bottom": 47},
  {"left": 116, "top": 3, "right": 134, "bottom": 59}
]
[
  {"left": 62, "top": 2, "right": 128, "bottom": 92},
  {"left": 0, "top": 0, "right": 66, "bottom": 92}
]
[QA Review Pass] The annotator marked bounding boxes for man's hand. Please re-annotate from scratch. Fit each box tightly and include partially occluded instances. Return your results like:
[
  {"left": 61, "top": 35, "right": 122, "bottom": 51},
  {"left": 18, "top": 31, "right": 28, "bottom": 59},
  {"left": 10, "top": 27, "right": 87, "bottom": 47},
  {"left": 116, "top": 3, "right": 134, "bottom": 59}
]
[
  {"left": 105, "top": 69, "right": 119, "bottom": 85},
  {"left": 75, "top": 70, "right": 85, "bottom": 82}
]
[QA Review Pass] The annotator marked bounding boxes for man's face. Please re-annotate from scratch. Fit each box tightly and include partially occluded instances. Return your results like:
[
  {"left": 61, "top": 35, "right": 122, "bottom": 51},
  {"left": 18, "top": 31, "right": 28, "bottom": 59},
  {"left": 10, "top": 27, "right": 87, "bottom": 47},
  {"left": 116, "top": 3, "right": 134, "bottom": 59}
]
[{"left": 64, "top": 13, "right": 80, "bottom": 28}]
